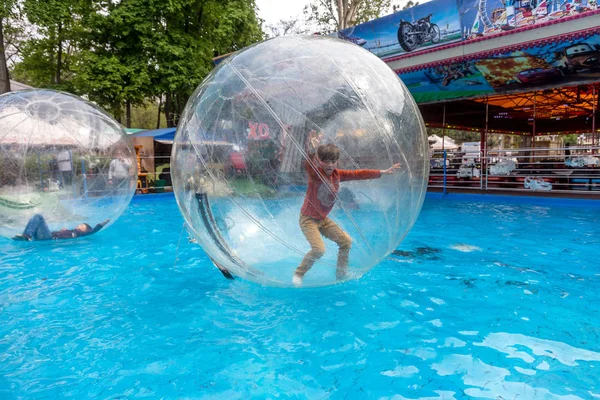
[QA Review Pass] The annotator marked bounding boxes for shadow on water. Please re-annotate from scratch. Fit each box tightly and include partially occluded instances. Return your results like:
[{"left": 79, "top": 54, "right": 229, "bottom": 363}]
[{"left": 390, "top": 246, "right": 442, "bottom": 261}]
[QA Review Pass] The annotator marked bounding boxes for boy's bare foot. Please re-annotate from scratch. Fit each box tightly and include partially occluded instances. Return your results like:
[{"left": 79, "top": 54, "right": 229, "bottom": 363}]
[
  {"left": 292, "top": 273, "right": 303, "bottom": 287},
  {"left": 336, "top": 268, "right": 348, "bottom": 281},
  {"left": 12, "top": 234, "right": 32, "bottom": 241}
]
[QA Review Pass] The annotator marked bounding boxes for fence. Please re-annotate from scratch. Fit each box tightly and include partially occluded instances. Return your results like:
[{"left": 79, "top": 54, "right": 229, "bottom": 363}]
[
  {"left": 137, "top": 147, "right": 600, "bottom": 197},
  {"left": 428, "top": 146, "right": 600, "bottom": 196}
]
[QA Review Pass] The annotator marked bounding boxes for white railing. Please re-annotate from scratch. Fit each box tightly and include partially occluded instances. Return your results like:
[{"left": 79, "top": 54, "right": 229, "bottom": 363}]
[
  {"left": 428, "top": 146, "right": 600, "bottom": 195},
  {"left": 136, "top": 147, "right": 600, "bottom": 196}
]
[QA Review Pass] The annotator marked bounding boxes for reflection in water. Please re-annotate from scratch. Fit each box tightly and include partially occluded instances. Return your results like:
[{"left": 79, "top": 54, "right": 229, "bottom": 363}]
[
  {"left": 476, "top": 332, "right": 600, "bottom": 366},
  {"left": 426, "top": 332, "right": 600, "bottom": 400}
]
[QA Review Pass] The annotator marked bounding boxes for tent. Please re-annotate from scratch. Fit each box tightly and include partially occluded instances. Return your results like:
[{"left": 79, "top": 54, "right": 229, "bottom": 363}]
[
  {"left": 132, "top": 127, "right": 176, "bottom": 143},
  {"left": 428, "top": 134, "right": 459, "bottom": 150},
  {"left": 132, "top": 128, "right": 238, "bottom": 147},
  {"left": 130, "top": 128, "right": 177, "bottom": 180},
  {"left": 9, "top": 80, "right": 33, "bottom": 91}
]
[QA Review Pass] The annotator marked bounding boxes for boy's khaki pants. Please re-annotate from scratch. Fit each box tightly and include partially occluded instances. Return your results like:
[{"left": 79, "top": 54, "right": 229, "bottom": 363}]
[{"left": 295, "top": 214, "right": 352, "bottom": 279}]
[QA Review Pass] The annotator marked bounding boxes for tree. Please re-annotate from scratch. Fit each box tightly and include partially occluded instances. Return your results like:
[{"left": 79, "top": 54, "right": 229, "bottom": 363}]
[
  {"left": 0, "top": 0, "right": 19, "bottom": 93},
  {"left": 128, "top": 100, "right": 168, "bottom": 129},
  {"left": 148, "top": 0, "right": 264, "bottom": 127},
  {"left": 19, "top": 0, "right": 85, "bottom": 90},
  {"left": 428, "top": 127, "right": 480, "bottom": 144},
  {"left": 563, "top": 134, "right": 579, "bottom": 146},
  {"left": 304, "top": 0, "right": 391, "bottom": 33},
  {"left": 267, "top": 17, "right": 307, "bottom": 38},
  {"left": 11, "top": 35, "right": 77, "bottom": 89},
  {"left": 11, "top": 0, "right": 264, "bottom": 128},
  {"left": 0, "top": 20, "right": 9, "bottom": 93},
  {"left": 393, "top": 0, "right": 420, "bottom": 12},
  {"left": 74, "top": 0, "right": 153, "bottom": 125}
]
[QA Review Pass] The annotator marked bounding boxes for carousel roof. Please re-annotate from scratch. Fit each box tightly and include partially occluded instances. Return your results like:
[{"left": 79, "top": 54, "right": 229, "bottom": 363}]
[{"left": 420, "top": 84, "right": 599, "bottom": 135}]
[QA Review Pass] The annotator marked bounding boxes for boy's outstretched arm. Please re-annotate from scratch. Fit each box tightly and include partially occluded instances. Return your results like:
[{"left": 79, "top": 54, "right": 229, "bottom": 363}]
[
  {"left": 339, "top": 162, "right": 401, "bottom": 182},
  {"left": 381, "top": 163, "right": 401, "bottom": 174},
  {"left": 304, "top": 130, "right": 322, "bottom": 179},
  {"left": 306, "top": 130, "right": 320, "bottom": 155}
]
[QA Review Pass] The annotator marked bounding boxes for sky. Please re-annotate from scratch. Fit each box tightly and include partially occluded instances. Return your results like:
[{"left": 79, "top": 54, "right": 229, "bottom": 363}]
[{"left": 255, "top": 0, "right": 309, "bottom": 28}]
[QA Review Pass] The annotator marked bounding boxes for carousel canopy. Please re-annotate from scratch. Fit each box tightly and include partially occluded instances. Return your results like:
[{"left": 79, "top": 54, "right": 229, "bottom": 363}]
[{"left": 420, "top": 84, "right": 599, "bottom": 135}]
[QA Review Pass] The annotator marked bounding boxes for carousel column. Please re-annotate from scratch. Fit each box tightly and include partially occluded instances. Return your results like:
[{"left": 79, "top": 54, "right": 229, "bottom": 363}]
[
  {"left": 532, "top": 92, "right": 537, "bottom": 163},
  {"left": 481, "top": 99, "right": 488, "bottom": 190},
  {"left": 593, "top": 85, "right": 597, "bottom": 150},
  {"left": 442, "top": 105, "right": 447, "bottom": 194},
  {"left": 441, "top": 105, "right": 446, "bottom": 151},
  {"left": 519, "top": 94, "right": 533, "bottom": 164}
]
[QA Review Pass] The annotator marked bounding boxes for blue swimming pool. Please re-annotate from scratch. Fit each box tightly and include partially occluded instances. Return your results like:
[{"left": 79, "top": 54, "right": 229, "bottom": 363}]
[{"left": 1, "top": 193, "right": 599, "bottom": 399}]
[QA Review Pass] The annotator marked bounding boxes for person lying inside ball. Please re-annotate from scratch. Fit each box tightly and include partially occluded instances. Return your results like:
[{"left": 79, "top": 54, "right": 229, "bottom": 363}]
[
  {"left": 293, "top": 131, "right": 401, "bottom": 286},
  {"left": 12, "top": 214, "right": 110, "bottom": 241}
]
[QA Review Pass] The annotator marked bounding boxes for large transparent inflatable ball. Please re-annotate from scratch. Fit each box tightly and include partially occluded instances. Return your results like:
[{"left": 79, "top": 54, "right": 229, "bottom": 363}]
[
  {"left": 173, "top": 36, "right": 429, "bottom": 287},
  {"left": 0, "top": 89, "right": 137, "bottom": 239}
]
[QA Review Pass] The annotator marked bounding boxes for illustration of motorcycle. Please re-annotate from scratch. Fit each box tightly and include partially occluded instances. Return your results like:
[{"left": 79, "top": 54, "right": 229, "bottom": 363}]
[{"left": 397, "top": 14, "right": 441, "bottom": 52}]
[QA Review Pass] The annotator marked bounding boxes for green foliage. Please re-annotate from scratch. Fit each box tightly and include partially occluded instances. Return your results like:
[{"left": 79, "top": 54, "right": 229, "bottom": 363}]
[
  {"left": 427, "top": 127, "right": 480, "bottom": 144},
  {"left": 1, "top": 0, "right": 24, "bottom": 65},
  {"left": 428, "top": 127, "right": 529, "bottom": 150},
  {"left": 231, "top": 177, "right": 277, "bottom": 198},
  {"left": 148, "top": 0, "right": 264, "bottom": 126},
  {"left": 446, "top": 130, "right": 481, "bottom": 144},
  {"left": 203, "top": 0, "right": 264, "bottom": 54},
  {"left": 19, "top": 0, "right": 85, "bottom": 88},
  {"left": 11, "top": 38, "right": 75, "bottom": 91},
  {"left": 0, "top": 0, "right": 18, "bottom": 19},
  {"left": 0, "top": 0, "right": 21, "bottom": 93},
  {"left": 72, "top": 0, "right": 155, "bottom": 117},
  {"left": 244, "top": 140, "right": 280, "bottom": 188},
  {"left": 304, "top": 0, "right": 391, "bottom": 33},
  {"left": 73, "top": 53, "right": 135, "bottom": 115},
  {"left": 9, "top": 0, "right": 264, "bottom": 125},
  {"left": 400, "top": 1, "right": 420, "bottom": 10},
  {"left": 563, "top": 134, "right": 578, "bottom": 145},
  {"left": 355, "top": 0, "right": 392, "bottom": 25},
  {"left": 124, "top": 100, "right": 167, "bottom": 129}
]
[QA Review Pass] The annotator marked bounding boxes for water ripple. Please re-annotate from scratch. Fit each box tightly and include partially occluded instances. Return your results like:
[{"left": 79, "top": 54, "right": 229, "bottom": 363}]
[{"left": 1, "top": 196, "right": 599, "bottom": 398}]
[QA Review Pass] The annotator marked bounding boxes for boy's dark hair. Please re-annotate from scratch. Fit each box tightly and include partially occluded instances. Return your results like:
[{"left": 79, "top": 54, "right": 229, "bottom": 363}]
[
  {"left": 74, "top": 223, "right": 93, "bottom": 236},
  {"left": 317, "top": 143, "right": 340, "bottom": 162}
]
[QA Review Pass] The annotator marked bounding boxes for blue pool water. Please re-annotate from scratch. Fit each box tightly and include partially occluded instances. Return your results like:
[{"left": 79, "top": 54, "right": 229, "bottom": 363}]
[{"left": 1, "top": 193, "right": 599, "bottom": 399}]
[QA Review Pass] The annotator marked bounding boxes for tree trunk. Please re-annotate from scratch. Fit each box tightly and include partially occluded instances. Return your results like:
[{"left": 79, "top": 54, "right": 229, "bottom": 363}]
[
  {"left": 126, "top": 99, "right": 131, "bottom": 128},
  {"left": 335, "top": 0, "right": 358, "bottom": 30},
  {"left": 49, "top": 27, "right": 56, "bottom": 84},
  {"left": 156, "top": 95, "right": 162, "bottom": 129},
  {"left": 113, "top": 104, "right": 122, "bottom": 124},
  {"left": 336, "top": 0, "right": 344, "bottom": 30},
  {"left": 165, "top": 92, "right": 175, "bottom": 127},
  {"left": 0, "top": 18, "right": 11, "bottom": 94},
  {"left": 56, "top": 21, "right": 63, "bottom": 85},
  {"left": 175, "top": 93, "right": 185, "bottom": 127}
]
